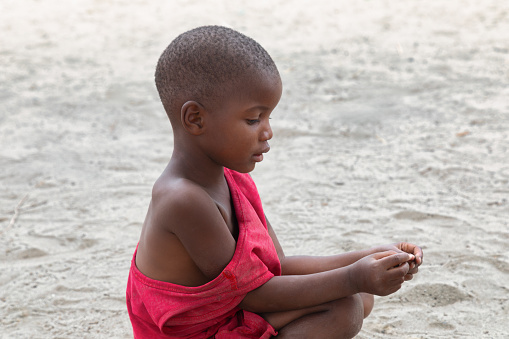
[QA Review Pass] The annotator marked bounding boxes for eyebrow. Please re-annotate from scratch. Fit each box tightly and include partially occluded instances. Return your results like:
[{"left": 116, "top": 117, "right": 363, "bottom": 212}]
[{"left": 244, "top": 105, "right": 270, "bottom": 113}]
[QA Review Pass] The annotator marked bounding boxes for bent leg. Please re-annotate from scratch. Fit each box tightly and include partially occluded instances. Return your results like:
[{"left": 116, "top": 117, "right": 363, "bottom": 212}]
[
  {"left": 262, "top": 294, "right": 370, "bottom": 339},
  {"left": 360, "top": 293, "right": 374, "bottom": 318}
]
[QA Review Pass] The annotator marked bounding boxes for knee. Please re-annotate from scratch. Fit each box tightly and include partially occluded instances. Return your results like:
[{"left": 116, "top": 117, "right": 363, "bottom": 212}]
[
  {"left": 360, "top": 293, "right": 374, "bottom": 318},
  {"left": 328, "top": 295, "right": 364, "bottom": 339}
]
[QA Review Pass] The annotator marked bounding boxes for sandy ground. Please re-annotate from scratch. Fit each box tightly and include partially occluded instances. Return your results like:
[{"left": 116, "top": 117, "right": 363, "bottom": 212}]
[{"left": 1, "top": 0, "right": 508, "bottom": 338}]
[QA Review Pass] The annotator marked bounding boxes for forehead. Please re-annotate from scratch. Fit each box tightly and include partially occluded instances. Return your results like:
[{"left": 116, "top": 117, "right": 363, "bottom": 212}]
[{"left": 228, "top": 70, "right": 282, "bottom": 108}]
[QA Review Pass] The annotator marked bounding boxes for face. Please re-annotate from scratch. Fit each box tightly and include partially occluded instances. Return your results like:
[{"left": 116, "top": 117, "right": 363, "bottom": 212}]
[{"left": 201, "top": 71, "right": 282, "bottom": 173}]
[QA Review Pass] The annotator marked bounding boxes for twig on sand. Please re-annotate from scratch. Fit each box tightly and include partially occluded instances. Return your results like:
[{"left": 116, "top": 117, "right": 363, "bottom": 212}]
[
  {"left": 2, "top": 193, "right": 29, "bottom": 234},
  {"left": 2, "top": 181, "right": 43, "bottom": 235}
]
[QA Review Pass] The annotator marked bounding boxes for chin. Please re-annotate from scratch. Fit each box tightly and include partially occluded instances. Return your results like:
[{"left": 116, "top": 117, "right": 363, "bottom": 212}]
[{"left": 226, "top": 163, "right": 256, "bottom": 174}]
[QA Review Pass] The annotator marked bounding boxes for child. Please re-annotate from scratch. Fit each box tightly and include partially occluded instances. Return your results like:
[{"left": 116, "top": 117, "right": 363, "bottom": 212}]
[{"left": 126, "top": 26, "right": 423, "bottom": 339}]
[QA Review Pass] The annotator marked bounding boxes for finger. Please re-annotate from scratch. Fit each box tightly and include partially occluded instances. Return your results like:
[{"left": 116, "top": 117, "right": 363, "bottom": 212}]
[
  {"left": 410, "top": 245, "right": 423, "bottom": 266},
  {"left": 400, "top": 243, "right": 423, "bottom": 259},
  {"left": 408, "top": 266, "right": 419, "bottom": 275},
  {"left": 381, "top": 252, "right": 414, "bottom": 269},
  {"left": 372, "top": 250, "right": 399, "bottom": 260},
  {"left": 416, "top": 253, "right": 423, "bottom": 266},
  {"left": 387, "top": 262, "right": 410, "bottom": 280}
]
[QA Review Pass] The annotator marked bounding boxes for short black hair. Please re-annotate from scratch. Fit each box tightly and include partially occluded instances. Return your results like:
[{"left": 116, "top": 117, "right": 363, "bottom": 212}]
[{"left": 155, "top": 26, "right": 280, "bottom": 122}]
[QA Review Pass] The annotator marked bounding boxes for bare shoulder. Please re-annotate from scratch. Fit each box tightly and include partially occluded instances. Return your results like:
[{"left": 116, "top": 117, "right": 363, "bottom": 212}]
[
  {"left": 150, "top": 174, "right": 214, "bottom": 231},
  {"left": 137, "top": 172, "right": 237, "bottom": 284}
]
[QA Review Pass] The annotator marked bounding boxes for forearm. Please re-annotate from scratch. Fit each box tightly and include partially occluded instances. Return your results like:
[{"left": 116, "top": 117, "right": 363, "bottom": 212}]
[
  {"left": 280, "top": 247, "right": 379, "bottom": 275},
  {"left": 239, "top": 266, "right": 358, "bottom": 313}
]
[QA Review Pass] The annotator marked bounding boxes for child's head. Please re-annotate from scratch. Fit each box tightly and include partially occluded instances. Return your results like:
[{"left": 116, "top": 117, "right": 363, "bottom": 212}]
[{"left": 155, "top": 26, "right": 280, "bottom": 126}]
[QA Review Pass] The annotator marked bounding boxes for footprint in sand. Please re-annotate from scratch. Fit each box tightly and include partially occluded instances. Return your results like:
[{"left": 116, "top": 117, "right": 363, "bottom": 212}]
[
  {"left": 15, "top": 247, "right": 48, "bottom": 259},
  {"left": 402, "top": 283, "right": 471, "bottom": 307},
  {"left": 392, "top": 210, "right": 458, "bottom": 222}
]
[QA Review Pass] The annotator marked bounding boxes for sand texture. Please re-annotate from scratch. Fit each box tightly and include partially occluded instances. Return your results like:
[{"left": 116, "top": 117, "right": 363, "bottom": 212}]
[{"left": 1, "top": 0, "right": 508, "bottom": 338}]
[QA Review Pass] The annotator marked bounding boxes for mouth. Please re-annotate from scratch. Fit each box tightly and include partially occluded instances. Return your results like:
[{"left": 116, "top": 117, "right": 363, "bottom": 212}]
[
  {"left": 252, "top": 154, "right": 264, "bottom": 162},
  {"left": 253, "top": 145, "right": 270, "bottom": 162}
]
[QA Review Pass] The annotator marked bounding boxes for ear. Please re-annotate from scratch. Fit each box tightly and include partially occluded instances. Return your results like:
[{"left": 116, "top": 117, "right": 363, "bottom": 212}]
[{"left": 180, "top": 101, "right": 206, "bottom": 135}]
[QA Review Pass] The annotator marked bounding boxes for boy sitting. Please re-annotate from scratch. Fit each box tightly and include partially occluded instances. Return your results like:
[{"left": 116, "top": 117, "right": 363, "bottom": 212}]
[{"left": 126, "top": 26, "right": 423, "bottom": 339}]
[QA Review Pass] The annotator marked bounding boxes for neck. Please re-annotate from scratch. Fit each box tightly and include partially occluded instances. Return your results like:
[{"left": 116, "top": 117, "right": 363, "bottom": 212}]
[{"left": 168, "top": 139, "right": 226, "bottom": 189}]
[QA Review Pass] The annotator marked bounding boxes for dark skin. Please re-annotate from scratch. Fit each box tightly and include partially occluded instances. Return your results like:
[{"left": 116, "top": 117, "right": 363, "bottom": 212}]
[{"left": 136, "top": 69, "right": 423, "bottom": 338}]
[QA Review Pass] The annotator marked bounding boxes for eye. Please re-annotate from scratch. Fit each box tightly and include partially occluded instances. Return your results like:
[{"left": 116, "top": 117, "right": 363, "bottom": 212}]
[{"left": 246, "top": 119, "right": 260, "bottom": 125}]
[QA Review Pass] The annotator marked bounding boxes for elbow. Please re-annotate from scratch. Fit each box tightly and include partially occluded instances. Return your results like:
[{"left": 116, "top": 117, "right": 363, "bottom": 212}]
[
  {"left": 238, "top": 290, "right": 280, "bottom": 313},
  {"left": 238, "top": 276, "right": 290, "bottom": 313},
  {"left": 238, "top": 295, "right": 267, "bottom": 313},
  {"left": 238, "top": 300, "right": 257, "bottom": 313}
]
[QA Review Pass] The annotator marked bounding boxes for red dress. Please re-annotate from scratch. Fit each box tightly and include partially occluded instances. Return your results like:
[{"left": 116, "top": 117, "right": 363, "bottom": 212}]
[{"left": 126, "top": 169, "right": 281, "bottom": 338}]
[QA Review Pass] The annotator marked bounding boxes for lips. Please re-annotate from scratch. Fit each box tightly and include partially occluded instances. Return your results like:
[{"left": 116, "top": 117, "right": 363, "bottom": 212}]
[
  {"left": 258, "top": 144, "right": 270, "bottom": 155},
  {"left": 253, "top": 144, "right": 270, "bottom": 162}
]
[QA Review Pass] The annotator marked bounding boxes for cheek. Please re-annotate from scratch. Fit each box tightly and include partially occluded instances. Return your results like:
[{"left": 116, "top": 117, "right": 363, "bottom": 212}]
[
  {"left": 212, "top": 122, "right": 257, "bottom": 152},
  {"left": 231, "top": 125, "right": 256, "bottom": 142}
]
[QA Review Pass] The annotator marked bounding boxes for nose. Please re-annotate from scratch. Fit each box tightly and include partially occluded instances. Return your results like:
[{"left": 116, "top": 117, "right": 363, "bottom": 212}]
[{"left": 260, "top": 120, "right": 273, "bottom": 141}]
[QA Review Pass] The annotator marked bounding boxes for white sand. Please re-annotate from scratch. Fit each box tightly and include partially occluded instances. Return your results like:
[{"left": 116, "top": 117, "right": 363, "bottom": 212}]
[{"left": 1, "top": 0, "right": 508, "bottom": 338}]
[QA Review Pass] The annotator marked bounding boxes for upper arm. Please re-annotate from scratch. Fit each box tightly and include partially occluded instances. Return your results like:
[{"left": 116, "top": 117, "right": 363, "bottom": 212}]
[{"left": 151, "top": 181, "right": 237, "bottom": 281}]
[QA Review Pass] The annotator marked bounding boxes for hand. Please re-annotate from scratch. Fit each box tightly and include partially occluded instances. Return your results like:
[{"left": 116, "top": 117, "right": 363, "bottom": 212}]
[
  {"left": 349, "top": 251, "right": 414, "bottom": 296},
  {"left": 375, "top": 242, "right": 423, "bottom": 281}
]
